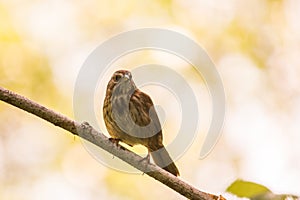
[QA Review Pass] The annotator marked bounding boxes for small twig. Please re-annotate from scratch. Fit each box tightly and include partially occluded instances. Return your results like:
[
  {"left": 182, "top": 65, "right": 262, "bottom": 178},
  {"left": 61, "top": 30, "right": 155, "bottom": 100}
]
[{"left": 0, "top": 86, "right": 225, "bottom": 200}]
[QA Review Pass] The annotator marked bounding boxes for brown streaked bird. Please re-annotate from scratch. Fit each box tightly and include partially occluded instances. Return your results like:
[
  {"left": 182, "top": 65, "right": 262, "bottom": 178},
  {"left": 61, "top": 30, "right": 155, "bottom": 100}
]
[{"left": 103, "top": 70, "right": 179, "bottom": 176}]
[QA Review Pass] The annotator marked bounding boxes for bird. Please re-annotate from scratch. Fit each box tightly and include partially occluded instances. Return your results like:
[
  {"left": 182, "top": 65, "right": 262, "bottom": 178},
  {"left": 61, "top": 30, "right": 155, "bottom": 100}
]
[{"left": 103, "top": 69, "right": 179, "bottom": 176}]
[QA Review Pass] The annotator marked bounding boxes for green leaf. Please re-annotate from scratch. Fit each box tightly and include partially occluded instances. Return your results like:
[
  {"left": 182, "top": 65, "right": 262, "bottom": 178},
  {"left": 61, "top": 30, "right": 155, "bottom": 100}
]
[{"left": 226, "top": 179, "right": 271, "bottom": 198}]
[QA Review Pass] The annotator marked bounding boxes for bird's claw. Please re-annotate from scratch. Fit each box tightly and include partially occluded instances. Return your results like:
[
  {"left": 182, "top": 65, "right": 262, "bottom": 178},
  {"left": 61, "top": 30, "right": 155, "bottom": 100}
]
[
  {"left": 140, "top": 153, "right": 150, "bottom": 163},
  {"left": 109, "top": 138, "right": 126, "bottom": 150}
]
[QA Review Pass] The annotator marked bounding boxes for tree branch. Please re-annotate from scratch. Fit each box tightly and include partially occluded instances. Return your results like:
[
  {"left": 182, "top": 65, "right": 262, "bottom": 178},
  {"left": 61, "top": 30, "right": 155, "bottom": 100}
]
[{"left": 0, "top": 86, "right": 225, "bottom": 200}]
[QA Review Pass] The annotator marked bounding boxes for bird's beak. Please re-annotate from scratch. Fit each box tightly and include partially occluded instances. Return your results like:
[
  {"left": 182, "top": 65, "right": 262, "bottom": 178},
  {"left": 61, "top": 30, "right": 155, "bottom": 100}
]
[{"left": 124, "top": 73, "right": 131, "bottom": 80}]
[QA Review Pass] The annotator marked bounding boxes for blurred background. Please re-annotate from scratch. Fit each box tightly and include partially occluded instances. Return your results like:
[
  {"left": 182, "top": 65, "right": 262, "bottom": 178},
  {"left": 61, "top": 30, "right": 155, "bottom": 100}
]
[{"left": 1, "top": 0, "right": 300, "bottom": 199}]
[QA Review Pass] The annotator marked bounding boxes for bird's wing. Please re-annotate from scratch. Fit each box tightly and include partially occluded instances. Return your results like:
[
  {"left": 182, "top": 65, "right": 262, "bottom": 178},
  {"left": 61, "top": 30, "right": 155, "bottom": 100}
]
[{"left": 129, "top": 89, "right": 163, "bottom": 140}]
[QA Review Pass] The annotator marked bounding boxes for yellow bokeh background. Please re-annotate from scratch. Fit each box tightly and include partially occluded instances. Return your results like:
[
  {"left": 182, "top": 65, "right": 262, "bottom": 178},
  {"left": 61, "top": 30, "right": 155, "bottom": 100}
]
[{"left": 1, "top": 0, "right": 300, "bottom": 199}]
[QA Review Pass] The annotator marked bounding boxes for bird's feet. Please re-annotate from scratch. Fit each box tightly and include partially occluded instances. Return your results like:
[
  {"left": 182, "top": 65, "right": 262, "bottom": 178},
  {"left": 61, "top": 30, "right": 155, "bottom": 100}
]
[
  {"left": 109, "top": 138, "right": 126, "bottom": 150},
  {"left": 139, "top": 153, "right": 151, "bottom": 175},
  {"left": 139, "top": 153, "right": 151, "bottom": 164}
]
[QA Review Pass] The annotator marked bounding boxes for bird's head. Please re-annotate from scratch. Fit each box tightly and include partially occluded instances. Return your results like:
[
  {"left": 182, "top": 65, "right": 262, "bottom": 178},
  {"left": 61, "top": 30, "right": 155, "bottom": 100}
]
[{"left": 106, "top": 70, "right": 136, "bottom": 96}]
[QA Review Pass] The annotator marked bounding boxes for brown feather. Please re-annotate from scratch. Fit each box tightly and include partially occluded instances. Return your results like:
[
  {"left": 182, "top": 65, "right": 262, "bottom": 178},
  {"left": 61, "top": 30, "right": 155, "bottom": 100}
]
[{"left": 103, "top": 70, "right": 179, "bottom": 176}]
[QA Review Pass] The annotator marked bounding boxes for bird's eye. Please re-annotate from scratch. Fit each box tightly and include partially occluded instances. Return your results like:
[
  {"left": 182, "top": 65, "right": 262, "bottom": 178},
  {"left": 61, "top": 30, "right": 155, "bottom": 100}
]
[{"left": 114, "top": 74, "right": 122, "bottom": 82}]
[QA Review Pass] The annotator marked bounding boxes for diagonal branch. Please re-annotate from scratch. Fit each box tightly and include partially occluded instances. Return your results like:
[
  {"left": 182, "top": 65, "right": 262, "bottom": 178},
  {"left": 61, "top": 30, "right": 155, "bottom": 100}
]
[{"left": 0, "top": 86, "right": 225, "bottom": 200}]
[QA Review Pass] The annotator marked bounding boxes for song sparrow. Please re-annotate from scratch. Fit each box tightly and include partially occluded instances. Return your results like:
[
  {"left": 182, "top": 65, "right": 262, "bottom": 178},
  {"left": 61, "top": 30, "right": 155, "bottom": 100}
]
[{"left": 103, "top": 70, "right": 179, "bottom": 176}]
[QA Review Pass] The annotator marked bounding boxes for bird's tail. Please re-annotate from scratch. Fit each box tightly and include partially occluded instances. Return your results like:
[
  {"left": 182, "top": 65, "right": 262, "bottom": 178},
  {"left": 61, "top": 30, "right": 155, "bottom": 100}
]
[{"left": 150, "top": 145, "right": 179, "bottom": 176}]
